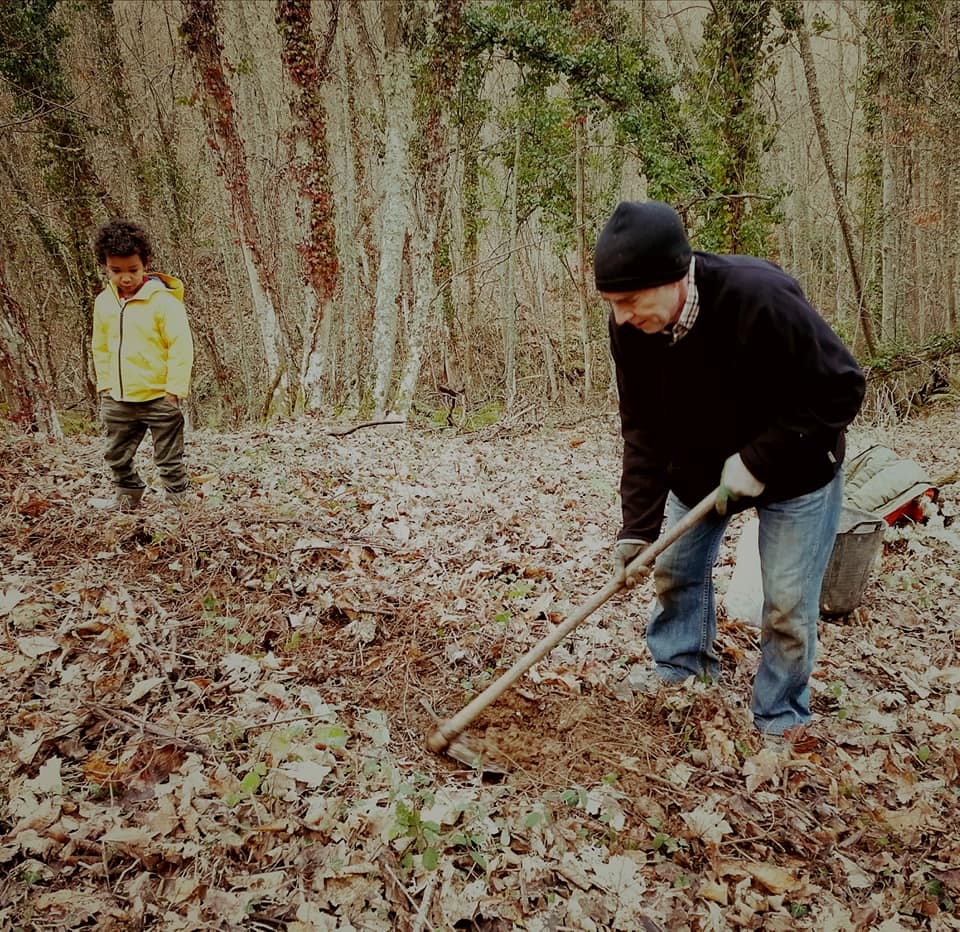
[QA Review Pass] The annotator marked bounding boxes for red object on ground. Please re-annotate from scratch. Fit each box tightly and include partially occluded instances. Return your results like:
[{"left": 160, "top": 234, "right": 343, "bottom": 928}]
[{"left": 882, "top": 488, "right": 936, "bottom": 525}]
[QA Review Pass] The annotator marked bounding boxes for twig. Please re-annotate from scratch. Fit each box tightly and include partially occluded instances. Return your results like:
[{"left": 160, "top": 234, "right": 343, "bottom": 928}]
[
  {"left": 377, "top": 853, "right": 421, "bottom": 912},
  {"left": 327, "top": 419, "right": 405, "bottom": 437},
  {"left": 83, "top": 702, "right": 212, "bottom": 758},
  {"left": 411, "top": 874, "right": 436, "bottom": 932}
]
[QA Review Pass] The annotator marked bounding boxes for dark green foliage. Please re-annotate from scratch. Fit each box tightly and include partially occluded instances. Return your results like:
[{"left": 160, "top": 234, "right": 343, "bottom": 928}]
[
  {"left": 495, "top": 86, "right": 577, "bottom": 241},
  {"left": 0, "top": 0, "right": 70, "bottom": 111},
  {"left": 0, "top": 0, "right": 103, "bottom": 313},
  {"left": 0, "top": 0, "right": 92, "bottom": 203},
  {"left": 455, "top": 56, "right": 491, "bottom": 252},
  {"left": 463, "top": 0, "right": 703, "bottom": 240},
  {"left": 685, "top": 0, "right": 782, "bottom": 253}
]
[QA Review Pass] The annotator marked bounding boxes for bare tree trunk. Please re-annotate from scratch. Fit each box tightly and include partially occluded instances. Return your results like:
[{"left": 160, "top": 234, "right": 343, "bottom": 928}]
[
  {"left": 369, "top": 0, "right": 415, "bottom": 418},
  {"left": 780, "top": 0, "right": 877, "bottom": 356},
  {"left": 0, "top": 263, "right": 62, "bottom": 438},
  {"left": 947, "top": 187, "right": 959, "bottom": 332},
  {"left": 574, "top": 116, "right": 591, "bottom": 398},
  {"left": 529, "top": 224, "right": 559, "bottom": 403},
  {"left": 181, "top": 0, "right": 288, "bottom": 413},
  {"left": 455, "top": 123, "right": 480, "bottom": 398},
  {"left": 90, "top": 0, "right": 152, "bottom": 216},
  {"left": 394, "top": 216, "right": 439, "bottom": 417},
  {"left": 880, "top": 72, "right": 898, "bottom": 344},
  {"left": 503, "top": 119, "right": 521, "bottom": 411}
]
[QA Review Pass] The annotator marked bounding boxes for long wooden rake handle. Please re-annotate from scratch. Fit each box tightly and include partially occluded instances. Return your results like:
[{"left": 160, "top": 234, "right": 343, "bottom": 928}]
[{"left": 426, "top": 488, "right": 720, "bottom": 753}]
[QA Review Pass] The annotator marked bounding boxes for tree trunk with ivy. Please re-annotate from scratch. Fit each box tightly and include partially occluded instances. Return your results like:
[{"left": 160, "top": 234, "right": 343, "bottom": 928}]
[
  {"left": 181, "top": 0, "right": 289, "bottom": 414},
  {"left": 393, "top": 0, "right": 463, "bottom": 419},
  {"left": 276, "top": 0, "right": 340, "bottom": 412},
  {"left": 332, "top": 18, "right": 365, "bottom": 411},
  {"left": 691, "top": 0, "right": 774, "bottom": 253},
  {"left": 371, "top": 3, "right": 412, "bottom": 419}
]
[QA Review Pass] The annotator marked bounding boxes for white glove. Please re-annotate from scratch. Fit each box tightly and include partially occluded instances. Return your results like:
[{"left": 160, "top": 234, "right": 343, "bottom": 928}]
[
  {"left": 716, "top": 453, "right": 765, "bottom": 516},
  {"left": 613, "top": 539, "right": 648, "bottom": 587}
]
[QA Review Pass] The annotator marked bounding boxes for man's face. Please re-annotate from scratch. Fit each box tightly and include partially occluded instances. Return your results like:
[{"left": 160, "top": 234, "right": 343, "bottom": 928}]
[
  {"left": 104, "top": 254, "right": 147, "bottom": 299},
  {"left": 602, "top": 279, "right": 685, "bottom": 333}
]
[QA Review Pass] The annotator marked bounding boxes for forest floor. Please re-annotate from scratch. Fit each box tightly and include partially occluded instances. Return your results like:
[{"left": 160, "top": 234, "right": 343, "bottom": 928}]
[{"left": 1, "top": 401, "right": 959, "bottom": 931}]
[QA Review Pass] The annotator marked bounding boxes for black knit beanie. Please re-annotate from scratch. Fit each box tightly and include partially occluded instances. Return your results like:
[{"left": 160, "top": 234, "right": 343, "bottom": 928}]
[{"left": 594, "top": 200, "right": 691, "bottom": 292}]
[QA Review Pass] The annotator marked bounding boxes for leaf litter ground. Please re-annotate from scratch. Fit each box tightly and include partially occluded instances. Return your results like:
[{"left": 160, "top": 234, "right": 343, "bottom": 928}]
[{"left": 1, "top": 404, "right": 958, "bottom": 930}]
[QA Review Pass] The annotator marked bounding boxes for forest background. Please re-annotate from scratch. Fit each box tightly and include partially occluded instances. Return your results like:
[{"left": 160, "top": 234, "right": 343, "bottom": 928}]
[
  {"left": 1, "top": 0, "right": 959, "bottom": 433},
  {"left": 3, "top": 2, "right": 960, "bottom": 929}
]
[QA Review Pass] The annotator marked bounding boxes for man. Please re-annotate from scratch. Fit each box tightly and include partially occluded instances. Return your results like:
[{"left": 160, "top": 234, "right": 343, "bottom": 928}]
[{"left": 594, "top": 200, "right": 865, "bottom": 737}]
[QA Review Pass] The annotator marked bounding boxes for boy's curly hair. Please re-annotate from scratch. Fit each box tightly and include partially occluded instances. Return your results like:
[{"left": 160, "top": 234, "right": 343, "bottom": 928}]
[{"left": 94, "top": 219, "right": 153, "bottom": 265}]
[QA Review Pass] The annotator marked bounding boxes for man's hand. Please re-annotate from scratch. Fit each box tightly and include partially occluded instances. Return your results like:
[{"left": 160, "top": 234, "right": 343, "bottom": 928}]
[
  {"left": 613, "top": 539, "right": 647, "bottom": 587},
  {"left": 164, "top": 392, "right": 179, "bottom": 407},
  {"left": 716, "top": 453, "right": 765, "bottom": 516}
]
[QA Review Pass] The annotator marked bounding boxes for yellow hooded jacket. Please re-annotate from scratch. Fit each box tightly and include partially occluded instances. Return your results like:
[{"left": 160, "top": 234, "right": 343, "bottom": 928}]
[{"left": 92, "top": 273, "right": 194, "bottom": 402}]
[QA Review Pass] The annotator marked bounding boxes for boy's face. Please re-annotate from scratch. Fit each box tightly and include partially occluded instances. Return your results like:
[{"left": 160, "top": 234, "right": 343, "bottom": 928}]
[{"left": 104, "top": 253, "right": 147, "bottom": 299}]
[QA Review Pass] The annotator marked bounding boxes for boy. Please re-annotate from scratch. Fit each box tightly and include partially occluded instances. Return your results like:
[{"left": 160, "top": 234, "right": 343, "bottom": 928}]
[{"left": 91, "top": 219, "right": 195, "bottom": 510}]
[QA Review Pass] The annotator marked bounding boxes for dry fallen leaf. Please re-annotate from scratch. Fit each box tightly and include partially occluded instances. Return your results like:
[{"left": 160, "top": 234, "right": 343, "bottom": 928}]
[{"left": 2, "top": 403, "right": 959, "bottom": 930}]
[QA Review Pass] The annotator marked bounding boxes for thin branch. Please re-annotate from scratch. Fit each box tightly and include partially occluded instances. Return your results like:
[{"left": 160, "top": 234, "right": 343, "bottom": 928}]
[{"left": 327, "top": 419, "right": 405, "bottom": 437}]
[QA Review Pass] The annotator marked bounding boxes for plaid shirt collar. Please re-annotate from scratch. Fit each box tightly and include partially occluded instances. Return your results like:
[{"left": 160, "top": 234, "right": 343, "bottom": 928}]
[{"left": 664, "top": 256, "right": 698, "bottom": 344}]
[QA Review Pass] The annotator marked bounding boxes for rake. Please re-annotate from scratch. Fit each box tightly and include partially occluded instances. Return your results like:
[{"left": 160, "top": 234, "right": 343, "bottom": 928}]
[{"left": 427, "top": 488, "right": 719, "bottom": 766}]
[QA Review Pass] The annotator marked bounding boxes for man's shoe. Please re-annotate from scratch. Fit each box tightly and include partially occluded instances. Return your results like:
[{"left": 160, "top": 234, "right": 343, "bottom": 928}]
[
  {"left": 625, "top": 665, "right": 689, "bottom": 694},
  {"left": 117, "top": 487, "right": 145, "bottom": 512},
  {"left": 165, "top": 488, "right": 193, "bottom": 508}
]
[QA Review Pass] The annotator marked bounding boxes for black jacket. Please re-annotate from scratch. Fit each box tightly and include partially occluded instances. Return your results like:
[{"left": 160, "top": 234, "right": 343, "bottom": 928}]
[{"left": 610, "top": 252, "right": 866, "bottom": 542}]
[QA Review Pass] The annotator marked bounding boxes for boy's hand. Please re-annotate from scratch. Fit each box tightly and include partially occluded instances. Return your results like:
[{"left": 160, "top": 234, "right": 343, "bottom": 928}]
[{"left": 165, "top": 392, "right": 179, "bottom": 407}]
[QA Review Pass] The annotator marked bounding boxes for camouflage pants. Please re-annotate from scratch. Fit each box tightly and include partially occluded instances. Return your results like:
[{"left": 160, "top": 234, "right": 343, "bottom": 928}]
[{"left": 100, "top": 396, "right": 188, "bottom": 493}]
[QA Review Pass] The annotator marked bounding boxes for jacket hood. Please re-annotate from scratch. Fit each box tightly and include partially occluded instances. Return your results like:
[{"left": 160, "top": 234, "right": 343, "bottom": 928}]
[{"left": 109, "top": 272, "right": 184, "bottom": 304}]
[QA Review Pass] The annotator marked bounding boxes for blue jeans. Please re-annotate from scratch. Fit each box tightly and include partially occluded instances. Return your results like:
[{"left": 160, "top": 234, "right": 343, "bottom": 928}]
[{"left": 646, "top": 472, "right": 843, "bottom": 735}]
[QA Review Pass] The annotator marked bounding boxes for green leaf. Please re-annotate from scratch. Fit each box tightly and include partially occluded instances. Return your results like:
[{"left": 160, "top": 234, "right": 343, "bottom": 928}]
[
  {"left": 315, "top": 725, "right": 350, "bottom": 749},
  {"left": 240, "top": 770, "right": 262, "bottom": 793}
]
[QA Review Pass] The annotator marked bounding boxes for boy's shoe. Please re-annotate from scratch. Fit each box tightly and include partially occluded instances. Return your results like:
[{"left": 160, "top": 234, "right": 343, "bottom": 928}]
[{"left": 117, "top": 487, "right": 145, "bottom": 512}]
